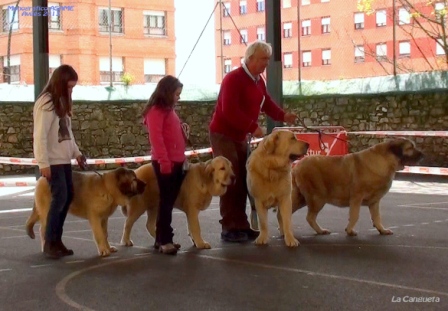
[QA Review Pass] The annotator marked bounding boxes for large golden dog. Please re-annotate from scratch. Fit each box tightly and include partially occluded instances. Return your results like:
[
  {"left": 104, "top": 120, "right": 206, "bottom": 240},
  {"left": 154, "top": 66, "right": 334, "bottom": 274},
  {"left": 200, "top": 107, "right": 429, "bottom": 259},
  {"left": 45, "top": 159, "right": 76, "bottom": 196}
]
[
  {"left": 26, "top": 167, "right": 146, "bottom": 257},
  {"left": 289, "top": 138, "right": 423, "bottom": 236},
  {"left": 246, "top": 130, "right": 309, "bottom": 247},
  {"left": 120, "top": 156, "right": 235, "bottom": 249}
]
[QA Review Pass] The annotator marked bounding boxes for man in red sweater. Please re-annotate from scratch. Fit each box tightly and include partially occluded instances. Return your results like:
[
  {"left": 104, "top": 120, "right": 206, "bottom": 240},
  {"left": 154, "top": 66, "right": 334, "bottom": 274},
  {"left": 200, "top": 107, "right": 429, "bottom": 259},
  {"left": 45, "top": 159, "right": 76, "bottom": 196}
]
[{"left": 209, "top": 40, "right": 298, "bottom": 243}]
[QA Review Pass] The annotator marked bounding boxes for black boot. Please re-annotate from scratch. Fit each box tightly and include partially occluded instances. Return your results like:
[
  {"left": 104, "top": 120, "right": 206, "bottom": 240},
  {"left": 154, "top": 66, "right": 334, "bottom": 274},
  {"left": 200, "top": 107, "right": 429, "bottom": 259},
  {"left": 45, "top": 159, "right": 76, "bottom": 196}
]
[
  {"left": 56, "top": 240, "right": 74, "bottom": 256},
  {"left": 43, "top": 241, "right": 62, "bottom": 259}
]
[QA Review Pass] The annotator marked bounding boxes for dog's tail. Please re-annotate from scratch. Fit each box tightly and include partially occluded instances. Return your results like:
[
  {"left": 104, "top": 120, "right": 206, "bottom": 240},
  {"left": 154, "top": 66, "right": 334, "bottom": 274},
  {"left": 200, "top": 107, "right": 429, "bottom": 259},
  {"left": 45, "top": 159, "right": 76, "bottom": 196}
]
[
  {"left": 25, "top": 201, "right": 39, "bottom": 239},
  {"left": 291, "top": 175, "right": 307, "bottom": 211},
  {"left": 121, "top": 205, "right": 128, "bottom": 217}
]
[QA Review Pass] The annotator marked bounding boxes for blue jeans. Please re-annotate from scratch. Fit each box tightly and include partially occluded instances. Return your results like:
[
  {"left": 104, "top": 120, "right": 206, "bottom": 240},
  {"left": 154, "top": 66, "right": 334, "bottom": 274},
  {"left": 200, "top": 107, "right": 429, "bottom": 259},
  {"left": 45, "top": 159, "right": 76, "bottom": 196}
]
[
  {"left": 152, "top": 161, "right": 185, "bottom": 245},
  {"left": 45, "top": 164, "right": 74, "bottom": 243}
]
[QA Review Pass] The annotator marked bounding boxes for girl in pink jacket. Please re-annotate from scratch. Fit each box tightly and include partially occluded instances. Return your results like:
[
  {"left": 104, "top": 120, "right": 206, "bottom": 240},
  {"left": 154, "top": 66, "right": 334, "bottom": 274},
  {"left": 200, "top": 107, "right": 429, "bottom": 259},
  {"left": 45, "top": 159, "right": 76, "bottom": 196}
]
[{"left": 142, "top": 75, "right": 186, "bottom": 255}]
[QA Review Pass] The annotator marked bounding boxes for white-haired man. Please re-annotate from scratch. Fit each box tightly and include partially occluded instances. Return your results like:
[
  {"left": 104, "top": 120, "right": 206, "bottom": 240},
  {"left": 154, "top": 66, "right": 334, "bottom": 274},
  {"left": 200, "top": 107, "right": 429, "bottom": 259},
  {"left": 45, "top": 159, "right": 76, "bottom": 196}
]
[{"left": 209, "top": 40, "right": 298, "bottom": 243}]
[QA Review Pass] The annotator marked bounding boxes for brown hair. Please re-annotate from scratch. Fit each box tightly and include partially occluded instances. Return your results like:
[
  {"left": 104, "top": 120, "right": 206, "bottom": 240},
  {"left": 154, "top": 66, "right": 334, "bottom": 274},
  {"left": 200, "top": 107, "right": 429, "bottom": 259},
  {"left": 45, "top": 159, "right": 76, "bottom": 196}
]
[
  {"left": 141, "top": 75, "right": 183, "bottom": 116},
  {"left": 37, "top": 64, "right": 78, "bottom": 117}
]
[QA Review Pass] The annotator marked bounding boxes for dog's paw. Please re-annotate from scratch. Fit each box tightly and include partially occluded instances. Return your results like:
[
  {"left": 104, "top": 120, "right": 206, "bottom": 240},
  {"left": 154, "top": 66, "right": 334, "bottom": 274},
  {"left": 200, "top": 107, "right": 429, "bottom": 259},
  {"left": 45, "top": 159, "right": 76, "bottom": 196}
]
[
  {"left": 379, "top": 229, "right": 393, "bottom": 235},
  {"left": 285, "top": 236, "right": 300, "bottom": 247},
  {"left": 98, "top": 249, "right": 111, "bottom": 257},
  {"left": 110, "top": 246, "right": 118, "bottom": 253},
  {"left": 195, "top": 241, "right": 211, "bottom": 249},
  {"left": 345, "top": 228, "right": 358, "bottom": 236},
  {"left": 317, "top": 229, "right": 331, "bottom": 235},
  {"left": 121, "top": 239, "right": 134, "bottom": 247},
  {"left": 255, "top": 235, "right": 269, "bottom": 245}
]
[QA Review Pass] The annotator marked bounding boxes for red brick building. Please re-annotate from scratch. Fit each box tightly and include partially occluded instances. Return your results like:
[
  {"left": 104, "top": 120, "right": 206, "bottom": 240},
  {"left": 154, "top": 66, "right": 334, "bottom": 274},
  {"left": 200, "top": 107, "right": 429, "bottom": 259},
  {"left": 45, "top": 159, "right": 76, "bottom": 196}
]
[
  {"left": 0, "top": 0, "right": 175, "bottom": 85},
  {"left": 214, "top": 0, "right": 447, "bottom": 83}
]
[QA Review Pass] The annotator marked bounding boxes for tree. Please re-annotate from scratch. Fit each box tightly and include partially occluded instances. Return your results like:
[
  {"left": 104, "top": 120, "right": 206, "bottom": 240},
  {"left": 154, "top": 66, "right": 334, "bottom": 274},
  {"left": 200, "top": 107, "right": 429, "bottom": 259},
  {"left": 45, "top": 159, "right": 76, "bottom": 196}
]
[{"left": 355, "top": 0, "right": 448, "bottom": 74}]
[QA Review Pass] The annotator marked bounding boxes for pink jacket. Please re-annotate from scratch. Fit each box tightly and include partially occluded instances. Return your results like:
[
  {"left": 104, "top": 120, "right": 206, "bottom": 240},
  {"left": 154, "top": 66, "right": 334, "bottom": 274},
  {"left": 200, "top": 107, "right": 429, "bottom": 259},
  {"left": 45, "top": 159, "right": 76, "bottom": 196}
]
[{"left": 144, "top": 106, "right": 186, "bottom": 174}]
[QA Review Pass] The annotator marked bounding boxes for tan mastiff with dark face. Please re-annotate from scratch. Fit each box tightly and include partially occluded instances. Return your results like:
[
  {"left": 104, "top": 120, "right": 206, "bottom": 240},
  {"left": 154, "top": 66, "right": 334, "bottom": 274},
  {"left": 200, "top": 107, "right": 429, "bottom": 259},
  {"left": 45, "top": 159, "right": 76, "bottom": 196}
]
[
  {"left": 246, "top": 130, "right": 309, "bottom": 247},
  {"left": 289, "top": 138, "right": 423, "bottom": 237},
  {"left": 120, "top": 156, "right": 235, "bottom": 249},
  {"left": 26, "top": 167, "right": 146, "bottom": 257}
]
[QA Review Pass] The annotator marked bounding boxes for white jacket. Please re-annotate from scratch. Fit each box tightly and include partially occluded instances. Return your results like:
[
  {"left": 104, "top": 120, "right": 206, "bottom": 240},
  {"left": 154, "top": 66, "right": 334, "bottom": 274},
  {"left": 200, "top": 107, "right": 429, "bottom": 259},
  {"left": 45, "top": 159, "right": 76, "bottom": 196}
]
[{"left": 33, "top": 93, "right": 81, "bottom": 169}]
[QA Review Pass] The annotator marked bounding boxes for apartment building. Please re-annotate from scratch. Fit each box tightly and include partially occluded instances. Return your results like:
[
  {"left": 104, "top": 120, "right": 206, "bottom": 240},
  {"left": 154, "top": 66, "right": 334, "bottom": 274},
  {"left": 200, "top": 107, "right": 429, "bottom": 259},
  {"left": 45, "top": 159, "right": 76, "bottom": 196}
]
[
  {"left": 0, "top": 0, "right": 175, "bottom": 85},
  {"left": 215, "top": 0, "right": 447, "bottom": 83}
]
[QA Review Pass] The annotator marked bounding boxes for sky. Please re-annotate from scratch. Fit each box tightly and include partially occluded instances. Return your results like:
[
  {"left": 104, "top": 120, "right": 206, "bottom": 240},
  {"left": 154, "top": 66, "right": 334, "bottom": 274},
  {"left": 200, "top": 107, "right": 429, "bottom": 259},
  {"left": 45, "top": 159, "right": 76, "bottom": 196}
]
[{"left": 174, "top": 0, "right": 216, "bottom": 86}]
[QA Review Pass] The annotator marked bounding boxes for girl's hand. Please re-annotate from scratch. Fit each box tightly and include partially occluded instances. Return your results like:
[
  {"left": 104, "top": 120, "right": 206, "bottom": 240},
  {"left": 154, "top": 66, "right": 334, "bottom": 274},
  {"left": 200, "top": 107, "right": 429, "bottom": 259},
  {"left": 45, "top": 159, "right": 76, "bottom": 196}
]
[{"left": 40, "top": 167, "right": 51, "bottom": 181}]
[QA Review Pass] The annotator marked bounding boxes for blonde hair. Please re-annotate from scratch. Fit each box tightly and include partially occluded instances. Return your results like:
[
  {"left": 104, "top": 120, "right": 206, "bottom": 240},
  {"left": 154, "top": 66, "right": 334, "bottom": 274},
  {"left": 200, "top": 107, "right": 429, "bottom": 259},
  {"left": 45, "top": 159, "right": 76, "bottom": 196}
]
[{"left": 244, "top": 40, "right": 272, "bottom": 63}]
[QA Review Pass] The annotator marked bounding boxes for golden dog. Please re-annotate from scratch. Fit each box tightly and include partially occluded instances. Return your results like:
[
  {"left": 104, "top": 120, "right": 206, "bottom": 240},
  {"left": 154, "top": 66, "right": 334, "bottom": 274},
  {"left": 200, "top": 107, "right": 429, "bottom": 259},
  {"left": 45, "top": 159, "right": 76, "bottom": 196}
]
[
  {"left": 26, "top": 167, "right": 146, "bottom": 257},
  {"left": 120, "top": 156, "right": 235, "bottom": 249},
  {"left": 289, "top": 138, "right": 423, "bottom": 236},
  {"left": 246, "top": 130, "right": 309, "bottom": 247}
]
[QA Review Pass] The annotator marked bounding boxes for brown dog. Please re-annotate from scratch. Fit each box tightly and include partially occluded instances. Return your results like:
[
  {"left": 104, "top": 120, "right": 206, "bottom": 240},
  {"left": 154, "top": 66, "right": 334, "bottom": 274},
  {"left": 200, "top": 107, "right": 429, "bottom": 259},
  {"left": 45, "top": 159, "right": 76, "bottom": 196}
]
[
  {"left": 246, "top": 130, "right": 309, "bottom": 247},
  {"left": 288, "top": 138, "right": 423, "bottom": 236},
  {"left": 120, "top": 156, "right": 235, "bottom": 249},
  {"left": 26, "top": 167, "right": 146, "bottom": 257}
]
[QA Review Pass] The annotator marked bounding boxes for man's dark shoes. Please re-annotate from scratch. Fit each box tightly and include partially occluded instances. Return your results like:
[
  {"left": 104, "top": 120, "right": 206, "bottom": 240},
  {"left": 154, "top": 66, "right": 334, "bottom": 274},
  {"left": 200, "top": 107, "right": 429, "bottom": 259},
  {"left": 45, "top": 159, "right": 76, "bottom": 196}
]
[
  {"left": 43, "top": 241, "right": 62, "bottom": 259},
  {"left": 56, "top": 240, "right": 74, "bottom": 256},
  {"left": 241, "top": 228, "right": 260, "bottom": 241},
  {"left": 221, "top": 230, "right": 248, "bottom": 243},
  {"left": 154, "top": 241, "right": 181, "bottom": 250}
]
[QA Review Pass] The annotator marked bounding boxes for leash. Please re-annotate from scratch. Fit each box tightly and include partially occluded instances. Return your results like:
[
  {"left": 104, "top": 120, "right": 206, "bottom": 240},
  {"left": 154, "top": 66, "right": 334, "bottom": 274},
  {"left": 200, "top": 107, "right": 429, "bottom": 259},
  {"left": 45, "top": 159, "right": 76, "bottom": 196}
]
[
  {"left": 246, "top": 133, "right": 259, "bottom": 231},
  {"left": 78, "top": 153, "right": 102, "bottom": 177},
  {"left": 295, "top": 117, "right": 350, "bottom": 151}
]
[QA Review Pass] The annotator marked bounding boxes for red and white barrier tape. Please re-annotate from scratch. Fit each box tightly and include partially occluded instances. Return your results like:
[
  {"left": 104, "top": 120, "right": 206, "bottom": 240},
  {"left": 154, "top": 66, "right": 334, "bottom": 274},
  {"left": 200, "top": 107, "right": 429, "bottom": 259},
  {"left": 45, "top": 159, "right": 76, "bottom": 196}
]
[
  {"left": 348, "top": 131, "right": 448, "bottom": 137},
  {"left": 0, "top": 180, "right": 37, "bottom": 187},
  {"left": 400, "top": 166, "right": 448, "bottom": 175}
]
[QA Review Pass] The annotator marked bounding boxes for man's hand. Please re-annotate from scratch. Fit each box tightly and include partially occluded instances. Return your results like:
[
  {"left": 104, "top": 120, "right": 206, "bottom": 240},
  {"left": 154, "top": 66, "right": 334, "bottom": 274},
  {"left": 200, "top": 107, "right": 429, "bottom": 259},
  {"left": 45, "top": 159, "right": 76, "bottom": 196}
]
[
  {"left": 284, "top": 112, "right": 298, "bottom": 125},
  {"left": 252, "top": 126, "right": 265, "bottom": 138}
]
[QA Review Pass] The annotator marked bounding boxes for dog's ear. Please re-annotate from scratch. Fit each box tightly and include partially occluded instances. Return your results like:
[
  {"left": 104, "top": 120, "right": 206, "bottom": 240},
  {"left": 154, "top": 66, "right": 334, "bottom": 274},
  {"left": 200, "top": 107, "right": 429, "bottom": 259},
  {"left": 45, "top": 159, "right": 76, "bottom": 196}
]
[
  {"left": 262, "top": 132, "right": 279, "bottom": 154},
  {"left": 389, "top": 139, "right": 404, "bottom": 159},
  {"left": 204, "top": 159, "right": 215, "bottom": 179}
]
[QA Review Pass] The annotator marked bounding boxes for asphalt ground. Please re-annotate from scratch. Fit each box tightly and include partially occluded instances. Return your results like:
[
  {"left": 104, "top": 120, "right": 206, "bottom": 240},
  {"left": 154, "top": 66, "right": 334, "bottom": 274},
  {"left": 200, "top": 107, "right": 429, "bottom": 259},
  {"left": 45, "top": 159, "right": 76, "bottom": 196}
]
[{"left": 0, "top": 174, "right": 447, "bottom": 311}]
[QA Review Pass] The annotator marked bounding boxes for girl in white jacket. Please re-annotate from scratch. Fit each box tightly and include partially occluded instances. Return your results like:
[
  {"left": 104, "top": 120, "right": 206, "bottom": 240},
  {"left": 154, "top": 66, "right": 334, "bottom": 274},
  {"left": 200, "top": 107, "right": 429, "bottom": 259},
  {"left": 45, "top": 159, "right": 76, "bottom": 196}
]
[{"left": 33, "top": 64, "right": 85, "bottom": 259}]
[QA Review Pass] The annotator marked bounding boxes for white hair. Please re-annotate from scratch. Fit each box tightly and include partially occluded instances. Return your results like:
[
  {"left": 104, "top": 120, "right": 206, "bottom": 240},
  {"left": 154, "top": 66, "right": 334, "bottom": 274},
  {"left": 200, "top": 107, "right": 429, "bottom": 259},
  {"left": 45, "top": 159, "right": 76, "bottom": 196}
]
[{"left": 244, "top": 40, "right": 272, "bottom": 63}]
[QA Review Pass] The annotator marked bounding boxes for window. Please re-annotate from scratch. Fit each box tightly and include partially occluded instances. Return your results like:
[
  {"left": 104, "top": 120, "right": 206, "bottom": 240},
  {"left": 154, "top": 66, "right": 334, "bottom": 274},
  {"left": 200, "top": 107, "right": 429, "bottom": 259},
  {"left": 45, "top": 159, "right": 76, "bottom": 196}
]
[
  {"left": 257, "top": 27, "right": 265, "bottom": 41},
  {"left": 354, "top": 12, "right": 364, "bottom": 29},
  {"left": 399, "top": 41, "right": 411, "bottom": 57},
  {"left": 376, "top": 9, "right": 387, "bottom": 27},
  {"left": 354, "top": 45, "right": 365, "bottom": 62},
  {"left": 223, "top": 3, "right": 230, "bottom": 17},
  {"left": 376, "top": 43, "right": 387, "bottom": 61},
  {"left": 398, "top": 8, "right": 411, "bottom": 25},
  {"left": 144, "top": 11, "right": 166, "bottom": 36},
  {"left": 223, "top": 31, "right": 231, "bottom": 45},
  {"left": 283, "top": 22, "right": 292, "bottom": 38},
  {"left": 436, "top": 39, "right": 445, "bottom": 55},
  {"left": 302, "top": 19, "right": 311, "bottom": 36},
  {"left": 99, "top": 7, "right": 123, "bottom": 33},
  {"left": 256, "top": 0, "right": 265, "bottom": 12},
  {"left": 224, "top": 59, "right": 232, "bottom": 74},
  {"left": 48, "top": 2, "right": 61, "bottom": 30},
  {"left": 302, "top": 0, "right": 310, "bottom": 5},
  {"left": 144, "top": 59, "right": 166, "bottom": 83},
  {"left": 99, "top": 56, "right": 123, "bottom": 83},
  {"left": 2, "top": 5, "right": 19, "bottom": 32},
  {"left": 322, "top": 49, "right": 331, "bottom": 65},
  {"left": 2, "top": 54, "right": 20, "bottom": 83},
  {"left": 283, "top": 0, "right": 291, "bottom": 8},
  {"left": 283, "top": 53, "right": 293, "bottom": 68},
  {"left": 435, "top": 2, "right": 445, "bottom": 21},
  {"left": 49, "top": 54, "right": 61, "bottom": 77},
  {"left": 321, "top": 17, "right": 330, "bottom": 34},
  {"left": 302, "top": 51, "right": 311, "bottom": 67},
  {"left": 240, "top": 29, "right": 248, "bottom": 44},
  {"left": 239, "top": 1, "right": 247, "bottom": 14}
]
